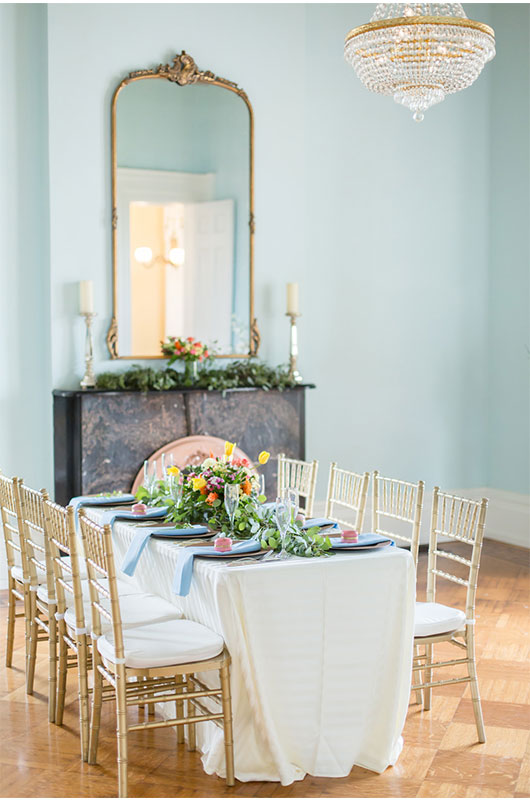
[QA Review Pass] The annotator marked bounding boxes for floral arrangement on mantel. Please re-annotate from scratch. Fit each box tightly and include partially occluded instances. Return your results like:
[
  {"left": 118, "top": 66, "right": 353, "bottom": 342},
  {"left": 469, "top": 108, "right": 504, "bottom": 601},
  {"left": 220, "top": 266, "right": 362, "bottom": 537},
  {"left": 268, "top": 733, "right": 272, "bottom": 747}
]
[
  {"left": 160, "top": 336, "right": 212, "bottom": 382},
  {"left": 135, "top": 440, "right": 331, "bottom": 557},
  {"left": 96, "top": 360, "right": 302, "bottom": 392}
]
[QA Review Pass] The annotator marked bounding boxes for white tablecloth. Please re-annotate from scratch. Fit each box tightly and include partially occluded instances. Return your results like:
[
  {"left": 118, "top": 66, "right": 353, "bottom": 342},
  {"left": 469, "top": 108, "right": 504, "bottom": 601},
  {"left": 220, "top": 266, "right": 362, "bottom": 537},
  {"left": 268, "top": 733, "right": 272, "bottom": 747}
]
[{"left": 87, "top": 509, "right": 415, "bottom": 785}]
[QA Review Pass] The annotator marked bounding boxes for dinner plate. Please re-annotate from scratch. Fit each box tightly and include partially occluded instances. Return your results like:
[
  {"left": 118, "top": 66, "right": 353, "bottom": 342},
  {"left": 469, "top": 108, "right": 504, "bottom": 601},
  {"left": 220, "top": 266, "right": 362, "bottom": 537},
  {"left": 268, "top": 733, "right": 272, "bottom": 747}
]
[
  {"left": 82, "top": 496, "right": 135, "bottom": 507},
  {"left": 329, "top": 539, "right": 392, "bottom": 551},
  {"left": 150, "top": 529, "right": 213, "bottom": 540},
  {"left": 193, "top": 544, "right": 270, "bottom": 559}
]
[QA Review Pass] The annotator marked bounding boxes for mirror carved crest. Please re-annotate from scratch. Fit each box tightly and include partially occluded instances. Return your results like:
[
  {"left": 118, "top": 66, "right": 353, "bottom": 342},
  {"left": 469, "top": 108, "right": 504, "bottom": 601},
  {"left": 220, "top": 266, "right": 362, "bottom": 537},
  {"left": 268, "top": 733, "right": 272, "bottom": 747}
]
[{"left": 107, "top": 51, "right": 258, "bottom": 360}]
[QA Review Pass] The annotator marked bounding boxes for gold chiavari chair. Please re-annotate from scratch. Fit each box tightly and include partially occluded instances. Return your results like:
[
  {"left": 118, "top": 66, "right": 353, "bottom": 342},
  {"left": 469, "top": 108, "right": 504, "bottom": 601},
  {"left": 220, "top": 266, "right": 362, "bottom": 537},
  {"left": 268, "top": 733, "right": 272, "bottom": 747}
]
[
  {"left": 372, "top": 471, "right": 425, "bottom": 567},
  {"left": 79, "top": 511, "right": 234, "bottom": 797},
  {"left": 277, "top": 454, "right": 318, "bottom": 517},
  {"left": 372, "top": 471, "right": 425, "bottom": 705},
  {"left": 17, "top": 481, "right": 57, "bottom": 721},
  {"left": 0, "top": 474, "right": 32, "bottom": 669},
  {"left": 412, "top": 487, "right": 488, "bottom": 742},
  {"left": 325, "top": 463, "right": 370, "bottom": 531},
  {"left": 45, "top": 501, "right": 92, "bottom": 757},
  {"left": 45, "top": 501, "right": 183, "bottom": 760}
]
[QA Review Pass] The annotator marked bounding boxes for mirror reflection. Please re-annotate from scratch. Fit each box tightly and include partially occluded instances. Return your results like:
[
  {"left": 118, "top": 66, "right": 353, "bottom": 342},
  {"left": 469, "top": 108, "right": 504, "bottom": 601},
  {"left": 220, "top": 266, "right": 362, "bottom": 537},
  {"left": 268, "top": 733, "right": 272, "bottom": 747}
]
[{"left": 114, "top": 78, "right": 251, "bottom": 357}]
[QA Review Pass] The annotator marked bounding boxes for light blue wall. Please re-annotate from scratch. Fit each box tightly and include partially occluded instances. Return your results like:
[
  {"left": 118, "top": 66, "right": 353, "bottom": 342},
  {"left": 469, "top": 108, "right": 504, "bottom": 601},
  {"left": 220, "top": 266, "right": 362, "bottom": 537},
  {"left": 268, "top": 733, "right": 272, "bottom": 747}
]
[
  {"left": 487, "top": 5, "right": 530, "bottom": 495},
  {"left": 301, "top": 3, "right": 491, "bottom": 493},
  {"left": 1, "top": 3, "right": 527, "bottom": 503},
  {"left": 0, "top": 4, "right": 52, "bottom": 489}
]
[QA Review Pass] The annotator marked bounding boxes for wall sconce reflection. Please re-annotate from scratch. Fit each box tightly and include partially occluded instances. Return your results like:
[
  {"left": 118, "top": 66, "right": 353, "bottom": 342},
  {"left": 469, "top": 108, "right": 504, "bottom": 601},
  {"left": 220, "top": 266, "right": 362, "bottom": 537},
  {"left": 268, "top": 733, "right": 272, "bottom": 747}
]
[{"left": 134, "top": 237, "right": 185, "bottom": 269}]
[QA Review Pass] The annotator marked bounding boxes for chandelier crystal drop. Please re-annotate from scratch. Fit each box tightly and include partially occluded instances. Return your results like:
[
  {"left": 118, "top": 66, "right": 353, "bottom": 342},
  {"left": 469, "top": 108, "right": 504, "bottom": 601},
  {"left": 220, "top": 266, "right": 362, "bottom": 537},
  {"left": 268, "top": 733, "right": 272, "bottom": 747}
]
[{"left": 344, "top": 3, "right": 495, "bottom": 121}]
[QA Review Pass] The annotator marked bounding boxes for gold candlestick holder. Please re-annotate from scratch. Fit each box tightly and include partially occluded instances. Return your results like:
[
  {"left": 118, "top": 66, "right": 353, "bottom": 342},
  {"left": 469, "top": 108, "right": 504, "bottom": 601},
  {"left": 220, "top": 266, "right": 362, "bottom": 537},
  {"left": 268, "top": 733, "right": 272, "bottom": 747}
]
[
  {"left": 80, "top": 312, "right": 97, "bottom": 390},
  {"left": 286, "top": 312, "right": 303, "bottom": 384}
]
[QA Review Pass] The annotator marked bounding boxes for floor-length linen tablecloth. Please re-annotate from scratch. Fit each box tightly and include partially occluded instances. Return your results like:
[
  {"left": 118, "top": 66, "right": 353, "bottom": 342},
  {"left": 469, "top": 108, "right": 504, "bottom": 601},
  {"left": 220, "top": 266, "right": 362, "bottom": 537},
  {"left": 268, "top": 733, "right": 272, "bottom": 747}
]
[{"left": 86, "top": 509, "right": 415, "bottom": 785}]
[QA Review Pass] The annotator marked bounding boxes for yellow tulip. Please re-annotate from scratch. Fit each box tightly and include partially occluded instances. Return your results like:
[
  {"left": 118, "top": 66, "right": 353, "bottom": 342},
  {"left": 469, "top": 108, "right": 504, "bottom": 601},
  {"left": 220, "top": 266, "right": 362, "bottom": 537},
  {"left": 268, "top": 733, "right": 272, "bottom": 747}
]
[
  {"left": 224, "top": 441, "right": 236, "bottom": 457},
  {"left": 166, "top": 466, "right": 180, "bottom": 476},
  {"left": 192, "top": 477, "right": 207, "bottom": 492},
  {"left": 258, "top": 451, "right": 270, "bottom": 465}
]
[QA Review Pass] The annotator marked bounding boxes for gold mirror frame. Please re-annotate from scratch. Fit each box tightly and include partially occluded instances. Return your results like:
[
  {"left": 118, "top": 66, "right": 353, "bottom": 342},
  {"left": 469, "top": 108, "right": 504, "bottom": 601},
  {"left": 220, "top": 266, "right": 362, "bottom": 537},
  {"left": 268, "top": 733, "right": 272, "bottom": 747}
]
[{"left": 107, "top": 51, "right": 259, "bottom": 359}]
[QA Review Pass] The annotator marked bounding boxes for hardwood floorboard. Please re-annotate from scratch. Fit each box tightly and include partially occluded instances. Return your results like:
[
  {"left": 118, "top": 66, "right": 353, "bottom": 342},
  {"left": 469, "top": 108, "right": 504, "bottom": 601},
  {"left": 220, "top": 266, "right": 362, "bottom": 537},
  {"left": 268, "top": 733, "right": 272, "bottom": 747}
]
[{"left": 0, "top": 538, "right": 528, "bottom": 798}]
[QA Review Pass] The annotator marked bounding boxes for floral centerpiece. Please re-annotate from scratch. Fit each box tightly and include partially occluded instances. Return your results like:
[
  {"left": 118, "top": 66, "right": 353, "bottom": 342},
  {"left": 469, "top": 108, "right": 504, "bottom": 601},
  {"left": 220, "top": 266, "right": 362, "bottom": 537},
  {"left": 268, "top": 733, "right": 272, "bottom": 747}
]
[
  {"left": 135, "top": 441, "right": 333, "bottom": 557},
  {"left": 161, "top": 336, "right": 212, "bottom": 383},
  {"left": 136, "top": 441, "right": 270, "bottom": 539}
]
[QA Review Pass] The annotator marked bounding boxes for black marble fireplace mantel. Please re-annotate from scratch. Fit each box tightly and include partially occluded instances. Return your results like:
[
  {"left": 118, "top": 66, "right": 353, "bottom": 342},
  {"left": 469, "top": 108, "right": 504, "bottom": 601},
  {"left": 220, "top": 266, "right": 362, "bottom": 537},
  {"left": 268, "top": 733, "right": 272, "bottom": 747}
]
[{"left": 53, "top": 386, "right": 313, "bottom": 505}]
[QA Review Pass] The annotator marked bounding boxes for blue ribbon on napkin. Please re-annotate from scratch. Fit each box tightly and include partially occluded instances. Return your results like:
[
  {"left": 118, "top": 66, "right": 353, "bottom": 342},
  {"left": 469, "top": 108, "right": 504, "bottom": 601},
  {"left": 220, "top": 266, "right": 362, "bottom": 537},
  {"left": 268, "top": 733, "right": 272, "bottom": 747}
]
[
  {"left": 329, "top": 532, "right": 394, "bottom": 549},
  {"left": 172, "top": 538, "right": 262, "bottom": 597},
  {"left": 69, "top": 494, "right": 136, "bottom": 530},
  {"left": 121, "top": 525, "right": 209, "bottom": 577},
  {"left": 302, "top": 517, "right": 340, "bottom": 531},
  {"left": 98, "top": 506, "right": 169, "bottom": 529}
]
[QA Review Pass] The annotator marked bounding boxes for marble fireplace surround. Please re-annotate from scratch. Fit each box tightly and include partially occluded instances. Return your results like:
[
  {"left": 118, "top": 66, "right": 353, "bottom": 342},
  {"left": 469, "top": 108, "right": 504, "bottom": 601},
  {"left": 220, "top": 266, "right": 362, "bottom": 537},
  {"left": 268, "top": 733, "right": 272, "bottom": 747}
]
[{"left": 53, "top": 386, "right": 311, "bottom": 505}]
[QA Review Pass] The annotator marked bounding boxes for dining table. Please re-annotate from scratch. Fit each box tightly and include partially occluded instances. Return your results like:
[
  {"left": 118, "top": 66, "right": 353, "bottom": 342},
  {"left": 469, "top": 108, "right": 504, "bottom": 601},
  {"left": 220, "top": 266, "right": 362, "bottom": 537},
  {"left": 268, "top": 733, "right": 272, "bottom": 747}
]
[{"left": 85, "top": 506, "right": 416, "bottom": 786}]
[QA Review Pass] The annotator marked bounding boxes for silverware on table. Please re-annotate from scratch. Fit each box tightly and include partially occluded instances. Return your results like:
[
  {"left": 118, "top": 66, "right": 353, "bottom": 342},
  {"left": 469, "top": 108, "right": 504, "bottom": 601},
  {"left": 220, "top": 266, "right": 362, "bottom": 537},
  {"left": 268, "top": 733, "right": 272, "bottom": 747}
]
[{"left": 226, "top": 551, "right": 278, "bottom": 566}]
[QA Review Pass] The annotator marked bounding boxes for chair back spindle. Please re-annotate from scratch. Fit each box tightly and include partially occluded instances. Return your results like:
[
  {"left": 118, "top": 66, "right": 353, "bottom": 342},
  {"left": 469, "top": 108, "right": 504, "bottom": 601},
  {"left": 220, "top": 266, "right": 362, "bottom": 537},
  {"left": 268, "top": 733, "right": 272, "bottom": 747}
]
[
  {"left": 44, "top": 501, "right": 87, "bottom": 635},
  {"left": 427, "top": 487, "right": 488, "bottom": 624},
  {"left": 325, "top": 463, "right": 370, "bottom": 531},
  {"left": 277, "top": 454, "right": 318, "bottom": 517},
  {"left": 17, "top": 481, "right": 53, "bottom": 600},
  {"left": 0, "top": 474, "right": 23, "bottom": 575},
  {"left": 79, "top": 511, "right": 125, "bottom": 664},
  {"left": 372, "top": 471, "right": 425, "bottom": 566}
]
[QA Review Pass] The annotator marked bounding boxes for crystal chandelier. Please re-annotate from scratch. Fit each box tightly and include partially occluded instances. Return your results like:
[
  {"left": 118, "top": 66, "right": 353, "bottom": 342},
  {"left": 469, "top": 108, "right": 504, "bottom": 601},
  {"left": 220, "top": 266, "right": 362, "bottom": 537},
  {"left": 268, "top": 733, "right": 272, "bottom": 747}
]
[{"left": 344, "top": 3, "right": 495, "bottom": 121}]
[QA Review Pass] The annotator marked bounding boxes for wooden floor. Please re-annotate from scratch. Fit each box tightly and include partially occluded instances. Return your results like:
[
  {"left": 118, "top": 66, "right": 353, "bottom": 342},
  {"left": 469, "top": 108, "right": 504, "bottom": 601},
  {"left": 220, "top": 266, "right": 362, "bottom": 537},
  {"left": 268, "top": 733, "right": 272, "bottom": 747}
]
[{"left": 0, "top": 539, "right": 528, "bottom": 798}]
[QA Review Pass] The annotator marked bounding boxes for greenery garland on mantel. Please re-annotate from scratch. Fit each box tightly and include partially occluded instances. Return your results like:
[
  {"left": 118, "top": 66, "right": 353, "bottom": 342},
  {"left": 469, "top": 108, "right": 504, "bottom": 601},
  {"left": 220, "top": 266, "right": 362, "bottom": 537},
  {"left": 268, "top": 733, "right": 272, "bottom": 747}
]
[{"left": 96, "top": 361, "right": 311, "bottom": 393}]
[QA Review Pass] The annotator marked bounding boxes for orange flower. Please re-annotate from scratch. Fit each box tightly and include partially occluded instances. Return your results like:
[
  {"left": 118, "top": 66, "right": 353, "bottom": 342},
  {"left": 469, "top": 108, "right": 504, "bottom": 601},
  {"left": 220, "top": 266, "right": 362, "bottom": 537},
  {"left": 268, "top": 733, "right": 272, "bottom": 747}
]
[
  {"left": 200, "top": 486, "right": 208, "bottom": 496},
  {"left": 242, "top": 478, "right": 252, "bottom": 495},
  {"left": 206, "top": 492, "right": 218, "bottom": 505}
]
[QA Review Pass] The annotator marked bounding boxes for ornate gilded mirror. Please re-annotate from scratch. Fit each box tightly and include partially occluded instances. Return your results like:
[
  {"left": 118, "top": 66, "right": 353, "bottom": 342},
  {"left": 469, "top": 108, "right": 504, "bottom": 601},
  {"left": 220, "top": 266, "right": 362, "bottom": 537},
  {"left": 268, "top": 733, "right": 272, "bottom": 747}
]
[{"left": 107, "top": 52, "right": 259, "bottom": 359}]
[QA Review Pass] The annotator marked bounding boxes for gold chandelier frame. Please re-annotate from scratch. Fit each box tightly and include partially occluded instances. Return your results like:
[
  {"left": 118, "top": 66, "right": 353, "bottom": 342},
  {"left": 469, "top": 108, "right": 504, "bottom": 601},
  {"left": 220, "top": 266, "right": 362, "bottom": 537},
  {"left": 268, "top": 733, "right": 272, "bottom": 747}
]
[{"left": 345, "top": 16, "right": 495, "bottom": 44}]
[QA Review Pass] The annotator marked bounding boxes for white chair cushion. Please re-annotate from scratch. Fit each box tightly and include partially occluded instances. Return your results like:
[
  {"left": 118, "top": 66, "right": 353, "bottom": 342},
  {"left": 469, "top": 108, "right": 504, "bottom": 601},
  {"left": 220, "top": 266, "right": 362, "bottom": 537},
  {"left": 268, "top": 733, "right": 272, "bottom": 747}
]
[
  {"left": 11, "top": 565, "right": 45, "bottom": 584},
  {"left": 414, "top": 602, "right": 466, "bottom": 637},
  {"left": 98, "top": 618, "right": 224, "bottom": 669},
  {"left": 60, "top": 555, "right": 88, "bottom": 581},
  {"left": 38, "top": 578, "right": 141, "bottom": 609},
  {"left": 64, "top": 592, "right": 182, "bottom": 634}
]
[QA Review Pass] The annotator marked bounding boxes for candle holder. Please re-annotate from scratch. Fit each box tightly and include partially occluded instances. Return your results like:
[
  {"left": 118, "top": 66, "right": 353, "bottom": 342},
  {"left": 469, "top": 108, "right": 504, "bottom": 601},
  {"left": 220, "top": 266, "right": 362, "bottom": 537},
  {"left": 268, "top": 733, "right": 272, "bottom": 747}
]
[
  {"left": 80, "top": 312, "right": 97, "bottom": 390},
  {"left": 286, "top": 312, "right": 303, "bottom": 384}
]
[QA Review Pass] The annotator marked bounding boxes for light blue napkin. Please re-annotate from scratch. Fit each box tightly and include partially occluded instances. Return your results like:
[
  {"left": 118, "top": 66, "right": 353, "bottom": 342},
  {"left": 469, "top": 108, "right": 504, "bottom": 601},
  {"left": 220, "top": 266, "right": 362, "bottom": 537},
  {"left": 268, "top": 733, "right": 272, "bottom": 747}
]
[
  {"left": 69, "top": 493, "right": 136, "bottom": 530},
  {"left": 121, "top": 525, "right": 209, "bottom": 577},
  {"left": 302, "top": 517, "right": 340, "bottom": 531},
  {"left": 172, "top": 538, "right": 262, "bottom": 597},
  {"left": 98, "top": 506, "right": 169, "bottom": 529},
  {"left": 329, "top": 532, "right": 394, "bottom": 549}
]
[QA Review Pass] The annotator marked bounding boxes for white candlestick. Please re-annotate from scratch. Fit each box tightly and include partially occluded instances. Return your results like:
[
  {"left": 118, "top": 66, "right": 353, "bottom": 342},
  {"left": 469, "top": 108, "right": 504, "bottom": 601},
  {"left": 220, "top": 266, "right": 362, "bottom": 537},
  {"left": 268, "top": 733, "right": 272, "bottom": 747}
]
[
  {"left": 79, "top": 280, "right": 94, "bottom": 314},
  {"left": 286, "top": 282, "right": 299, "bottom": 315}
]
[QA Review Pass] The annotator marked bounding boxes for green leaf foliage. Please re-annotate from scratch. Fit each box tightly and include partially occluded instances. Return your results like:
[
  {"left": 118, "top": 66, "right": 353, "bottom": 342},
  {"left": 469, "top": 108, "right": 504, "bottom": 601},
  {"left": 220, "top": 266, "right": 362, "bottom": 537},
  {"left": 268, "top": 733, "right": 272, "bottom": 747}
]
[
  {"left": 259, "top": 520, "right": 332, "bottom": 558},
  {"left": 96, "top": 361, "right": 300, "bottom": 393}
]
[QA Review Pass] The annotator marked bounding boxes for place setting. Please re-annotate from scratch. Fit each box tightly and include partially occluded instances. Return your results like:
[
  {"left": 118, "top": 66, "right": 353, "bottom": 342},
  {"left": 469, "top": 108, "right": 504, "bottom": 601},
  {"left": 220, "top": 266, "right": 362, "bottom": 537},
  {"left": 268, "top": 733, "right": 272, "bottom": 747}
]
[{"left": 78, "top": 443, "right": 396, "bottom": 601}]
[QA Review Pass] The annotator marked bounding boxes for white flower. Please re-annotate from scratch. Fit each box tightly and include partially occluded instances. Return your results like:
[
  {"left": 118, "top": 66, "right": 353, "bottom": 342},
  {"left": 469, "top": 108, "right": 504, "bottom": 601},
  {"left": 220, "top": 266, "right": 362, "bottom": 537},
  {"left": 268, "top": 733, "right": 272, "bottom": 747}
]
[{"left": 201, "top": 457, "right": 217, "bottom": 469}]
